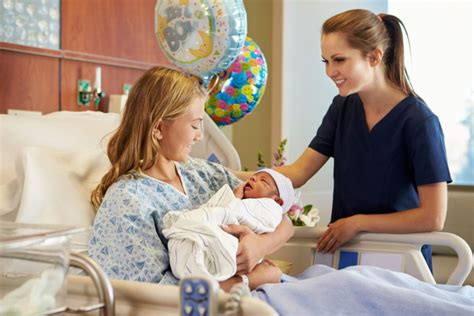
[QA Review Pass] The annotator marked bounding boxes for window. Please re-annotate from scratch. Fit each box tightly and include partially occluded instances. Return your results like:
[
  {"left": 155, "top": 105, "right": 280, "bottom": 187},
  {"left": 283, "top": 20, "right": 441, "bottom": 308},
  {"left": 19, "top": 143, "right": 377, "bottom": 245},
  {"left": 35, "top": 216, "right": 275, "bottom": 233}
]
[{"left": 388, "top": 1, "right": 474, "bottom": 185}]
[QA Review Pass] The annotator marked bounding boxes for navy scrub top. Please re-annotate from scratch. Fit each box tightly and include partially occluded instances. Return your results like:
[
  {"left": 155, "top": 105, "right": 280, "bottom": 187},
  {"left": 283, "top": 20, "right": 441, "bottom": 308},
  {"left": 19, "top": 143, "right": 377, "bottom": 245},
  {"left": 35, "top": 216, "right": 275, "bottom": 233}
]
[{"left": 309, "top": 94, "right": 452, "bottom": 223}]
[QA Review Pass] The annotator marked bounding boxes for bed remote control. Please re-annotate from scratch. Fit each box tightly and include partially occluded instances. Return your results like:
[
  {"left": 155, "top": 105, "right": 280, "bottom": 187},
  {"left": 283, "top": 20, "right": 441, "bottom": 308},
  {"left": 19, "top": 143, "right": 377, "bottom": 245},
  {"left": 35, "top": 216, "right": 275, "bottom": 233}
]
[{"left": 179, "top": 275, "right": 219, "bottom": 316}]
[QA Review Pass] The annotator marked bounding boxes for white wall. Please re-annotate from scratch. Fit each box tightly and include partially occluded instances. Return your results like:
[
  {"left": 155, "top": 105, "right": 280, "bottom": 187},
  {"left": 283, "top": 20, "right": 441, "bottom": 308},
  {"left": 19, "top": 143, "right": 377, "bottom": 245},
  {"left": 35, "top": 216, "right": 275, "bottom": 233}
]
[{"left": 280, "top": 0, "right": 387, "bottom": 226}]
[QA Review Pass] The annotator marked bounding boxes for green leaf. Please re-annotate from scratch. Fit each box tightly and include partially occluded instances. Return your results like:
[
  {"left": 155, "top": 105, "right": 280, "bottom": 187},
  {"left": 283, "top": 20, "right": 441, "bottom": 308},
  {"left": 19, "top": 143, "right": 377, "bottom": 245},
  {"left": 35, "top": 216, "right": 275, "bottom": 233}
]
[
  {"left": 257, "top": 152, "right": 266, "bottom": 168},
  {"left": 290, "top": 217, "right": 305, "bottom": 226},
  {"left": 303, "top": 204, "right": 313, "bottom": 215}
]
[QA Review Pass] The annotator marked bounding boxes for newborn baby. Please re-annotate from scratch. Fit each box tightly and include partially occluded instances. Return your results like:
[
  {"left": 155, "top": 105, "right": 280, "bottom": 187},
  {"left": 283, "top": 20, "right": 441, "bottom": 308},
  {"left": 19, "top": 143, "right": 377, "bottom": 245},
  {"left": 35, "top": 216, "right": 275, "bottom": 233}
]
[{"left": 162, "top": 169, "right": 294, "bottom": 281}]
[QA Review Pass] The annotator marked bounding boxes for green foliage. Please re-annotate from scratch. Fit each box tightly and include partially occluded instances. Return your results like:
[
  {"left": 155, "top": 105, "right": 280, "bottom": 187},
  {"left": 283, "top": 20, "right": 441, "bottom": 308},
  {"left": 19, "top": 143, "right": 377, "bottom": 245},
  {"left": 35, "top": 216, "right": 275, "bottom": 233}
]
[
  {"left": 303, "top": 204, "right": 313, "bottom": 215},
  {"left": 257, "top": 152, "right": 266, "bottom": 168},
  {"left": 256, "top": 138, "right": 288, "bottom": 168}
]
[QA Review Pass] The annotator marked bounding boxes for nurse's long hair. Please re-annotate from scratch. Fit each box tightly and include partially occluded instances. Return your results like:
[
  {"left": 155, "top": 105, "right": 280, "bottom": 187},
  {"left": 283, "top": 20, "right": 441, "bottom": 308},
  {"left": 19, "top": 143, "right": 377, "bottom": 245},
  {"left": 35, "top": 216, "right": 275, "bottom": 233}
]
[
  {"left": 91, "top": 66, "right": 207, "bottom": 210},
  {"left": 322, "top": 9, "right": 417, "bottom": 96}
]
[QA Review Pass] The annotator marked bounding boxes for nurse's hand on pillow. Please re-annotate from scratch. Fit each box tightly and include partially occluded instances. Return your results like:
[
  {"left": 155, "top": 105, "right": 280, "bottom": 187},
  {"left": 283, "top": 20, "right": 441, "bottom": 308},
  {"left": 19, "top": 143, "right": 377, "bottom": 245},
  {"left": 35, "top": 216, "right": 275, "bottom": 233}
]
[
  {"left": 316, "top": 215, "right": 362, "bottom": 253},
  {"left": 222, "top": 224, "right": 264, "bottom": 274}
]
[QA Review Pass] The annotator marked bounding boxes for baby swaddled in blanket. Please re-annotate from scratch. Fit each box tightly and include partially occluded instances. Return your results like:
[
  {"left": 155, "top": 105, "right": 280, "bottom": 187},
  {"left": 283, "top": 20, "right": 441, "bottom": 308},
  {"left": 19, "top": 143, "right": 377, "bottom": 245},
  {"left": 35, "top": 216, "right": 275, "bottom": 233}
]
[{"left": 162, "top": 169, "right": 294, "bottom": 281}]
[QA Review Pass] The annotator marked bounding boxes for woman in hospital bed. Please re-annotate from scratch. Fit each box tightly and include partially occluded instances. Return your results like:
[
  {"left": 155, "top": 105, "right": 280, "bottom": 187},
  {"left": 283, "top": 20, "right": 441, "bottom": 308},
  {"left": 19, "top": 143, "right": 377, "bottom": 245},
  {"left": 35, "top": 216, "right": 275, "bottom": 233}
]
[
  {"left": 88, "top": 66, "right": 290, "bottom": 290},
  {"left": 162, "top": 169, "right": 294, "bottom": 282},
  {"left": 87, "top": 65, "right": 473, "bottom": 315}
]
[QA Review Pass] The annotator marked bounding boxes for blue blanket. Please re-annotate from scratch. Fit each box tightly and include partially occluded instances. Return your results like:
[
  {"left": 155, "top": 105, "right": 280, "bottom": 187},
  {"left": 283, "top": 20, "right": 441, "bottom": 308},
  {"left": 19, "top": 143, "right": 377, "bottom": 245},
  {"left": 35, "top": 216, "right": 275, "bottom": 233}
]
[{"left": 252, "top": 265, "right": 474, "bottom": 315}]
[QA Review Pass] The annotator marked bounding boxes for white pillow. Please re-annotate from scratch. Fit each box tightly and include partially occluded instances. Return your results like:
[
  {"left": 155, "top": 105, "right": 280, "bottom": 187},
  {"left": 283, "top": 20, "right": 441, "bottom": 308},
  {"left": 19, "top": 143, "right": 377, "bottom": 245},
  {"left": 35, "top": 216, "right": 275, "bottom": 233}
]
[
  {"left": 0, "top": 112, "right": 119, "bottom": 216},
  {"left": 15, "top": 147, "right": 111, "bottom": 245}
]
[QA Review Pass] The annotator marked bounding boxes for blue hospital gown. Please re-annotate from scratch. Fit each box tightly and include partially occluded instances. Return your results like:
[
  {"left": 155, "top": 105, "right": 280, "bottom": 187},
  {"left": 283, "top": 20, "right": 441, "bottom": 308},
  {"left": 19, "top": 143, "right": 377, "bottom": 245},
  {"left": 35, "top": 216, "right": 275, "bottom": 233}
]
[{"left": 88, "top": 157, "right": 241, "bottom": 284}]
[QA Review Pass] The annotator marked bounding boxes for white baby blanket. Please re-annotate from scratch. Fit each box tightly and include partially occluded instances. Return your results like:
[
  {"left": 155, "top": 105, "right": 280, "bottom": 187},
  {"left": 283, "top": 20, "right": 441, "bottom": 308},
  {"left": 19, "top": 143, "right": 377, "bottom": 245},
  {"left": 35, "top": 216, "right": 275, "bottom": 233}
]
[{"left": 162, "top": 184, "right": 282, "bottom": 281}]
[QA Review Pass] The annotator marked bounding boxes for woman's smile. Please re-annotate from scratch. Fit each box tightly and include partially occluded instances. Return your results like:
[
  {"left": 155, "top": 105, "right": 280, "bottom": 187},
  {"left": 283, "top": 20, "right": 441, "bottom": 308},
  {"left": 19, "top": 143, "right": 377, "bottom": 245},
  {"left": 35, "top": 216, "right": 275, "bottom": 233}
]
[{"left": 334, "top": 78, "right": 346, "bottom": 87}]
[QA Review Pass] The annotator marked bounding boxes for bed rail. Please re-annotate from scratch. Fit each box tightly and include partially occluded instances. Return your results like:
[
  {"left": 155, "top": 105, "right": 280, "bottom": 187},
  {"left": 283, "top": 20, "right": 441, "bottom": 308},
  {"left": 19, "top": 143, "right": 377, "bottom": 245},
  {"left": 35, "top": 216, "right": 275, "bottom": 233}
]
[
  {"left": 272, "top": 227, "right": 473, "bottom": 286},
  {"left": 0, "top": 251, "right": 115, "bottom": 315},
  {"left": 65, "top": 275, "right": 275, "bottom": 316}
]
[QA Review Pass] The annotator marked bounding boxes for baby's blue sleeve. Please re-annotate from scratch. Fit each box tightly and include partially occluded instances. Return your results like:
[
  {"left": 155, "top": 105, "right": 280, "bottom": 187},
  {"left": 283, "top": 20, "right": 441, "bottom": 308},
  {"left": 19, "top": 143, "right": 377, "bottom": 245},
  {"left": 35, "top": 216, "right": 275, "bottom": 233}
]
[{"left": 88, "top": 183, "right": 178, "bottom": 284}]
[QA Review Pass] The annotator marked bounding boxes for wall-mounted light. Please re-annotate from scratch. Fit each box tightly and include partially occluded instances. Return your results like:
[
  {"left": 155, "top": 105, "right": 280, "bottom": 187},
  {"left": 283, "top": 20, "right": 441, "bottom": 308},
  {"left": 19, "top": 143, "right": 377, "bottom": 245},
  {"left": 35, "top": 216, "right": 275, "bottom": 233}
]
[{"left": 77, "top": 67, "right": 105, "bottom": 109}]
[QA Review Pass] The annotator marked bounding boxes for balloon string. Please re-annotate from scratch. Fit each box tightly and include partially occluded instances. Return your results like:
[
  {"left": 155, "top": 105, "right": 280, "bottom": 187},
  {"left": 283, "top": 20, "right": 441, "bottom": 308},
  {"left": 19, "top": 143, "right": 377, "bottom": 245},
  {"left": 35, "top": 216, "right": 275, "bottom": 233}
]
[{"left": 207, "top": 75, "right": 220, "bottom": 93}]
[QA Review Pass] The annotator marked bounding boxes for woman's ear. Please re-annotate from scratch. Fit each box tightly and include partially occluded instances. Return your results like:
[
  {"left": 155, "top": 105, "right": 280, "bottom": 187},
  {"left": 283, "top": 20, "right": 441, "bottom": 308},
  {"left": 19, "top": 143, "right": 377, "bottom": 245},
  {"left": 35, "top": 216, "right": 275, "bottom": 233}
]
[
  {"left": 369, "top": 47, "right": 383, "bottom": 67},
  {"left": 152, "top": 120, "right": 164, "bottom": 140}
]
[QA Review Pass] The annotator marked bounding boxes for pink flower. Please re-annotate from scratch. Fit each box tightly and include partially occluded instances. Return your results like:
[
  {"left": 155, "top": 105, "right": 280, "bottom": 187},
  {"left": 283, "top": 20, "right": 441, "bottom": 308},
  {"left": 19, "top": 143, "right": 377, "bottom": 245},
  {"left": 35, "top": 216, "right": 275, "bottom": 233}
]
[{"left": 287, "top": 204, "right": 303, "bottom": 218}]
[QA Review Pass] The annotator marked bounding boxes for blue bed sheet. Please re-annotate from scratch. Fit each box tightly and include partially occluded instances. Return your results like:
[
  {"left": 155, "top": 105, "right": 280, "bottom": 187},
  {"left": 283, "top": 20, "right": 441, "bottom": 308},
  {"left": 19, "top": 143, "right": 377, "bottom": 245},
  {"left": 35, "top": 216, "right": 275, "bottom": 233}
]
[{"left": 253, "top": 265, "right": 474, "bottom": 315}]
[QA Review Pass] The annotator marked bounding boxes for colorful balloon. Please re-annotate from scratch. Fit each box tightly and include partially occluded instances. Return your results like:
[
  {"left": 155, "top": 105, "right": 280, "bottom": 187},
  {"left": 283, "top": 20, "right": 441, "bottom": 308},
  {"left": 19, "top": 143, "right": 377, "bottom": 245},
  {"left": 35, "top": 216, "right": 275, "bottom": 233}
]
[
  {"left": 155, "top": 0, "right": 247, "bottom": 87},
  {"left": 205, "top": 37, "right": 267, "bottom": 126}
]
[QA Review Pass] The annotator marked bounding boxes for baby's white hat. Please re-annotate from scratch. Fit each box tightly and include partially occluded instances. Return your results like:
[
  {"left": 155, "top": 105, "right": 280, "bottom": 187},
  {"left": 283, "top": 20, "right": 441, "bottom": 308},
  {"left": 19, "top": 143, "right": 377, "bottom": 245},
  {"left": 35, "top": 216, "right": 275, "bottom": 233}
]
[{"left": 258, "top": 169, "right": 295, "bottom": 213}]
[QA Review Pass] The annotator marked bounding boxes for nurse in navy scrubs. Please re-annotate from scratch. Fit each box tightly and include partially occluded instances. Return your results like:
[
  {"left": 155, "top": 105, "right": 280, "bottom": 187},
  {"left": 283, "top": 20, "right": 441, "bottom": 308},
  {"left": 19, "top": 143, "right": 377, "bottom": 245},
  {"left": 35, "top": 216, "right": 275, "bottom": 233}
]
[{"left": 274, "top": 9, "right": 451, "bottom": 270}]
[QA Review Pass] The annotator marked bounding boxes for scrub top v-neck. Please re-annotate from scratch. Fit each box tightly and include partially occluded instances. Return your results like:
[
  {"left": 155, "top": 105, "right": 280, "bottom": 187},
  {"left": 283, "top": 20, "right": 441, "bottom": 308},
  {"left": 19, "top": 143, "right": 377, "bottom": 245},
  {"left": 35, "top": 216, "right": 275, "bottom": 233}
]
[{"left": 309, "top": 94, "right": 452, "bottom": 223}]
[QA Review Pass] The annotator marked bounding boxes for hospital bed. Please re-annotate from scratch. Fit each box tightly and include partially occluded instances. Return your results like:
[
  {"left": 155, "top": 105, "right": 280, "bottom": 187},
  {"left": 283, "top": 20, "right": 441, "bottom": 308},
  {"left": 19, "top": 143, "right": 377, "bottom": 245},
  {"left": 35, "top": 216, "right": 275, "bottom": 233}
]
[{"left": 1, "top": 111, "right": 472, "bottom": 315}]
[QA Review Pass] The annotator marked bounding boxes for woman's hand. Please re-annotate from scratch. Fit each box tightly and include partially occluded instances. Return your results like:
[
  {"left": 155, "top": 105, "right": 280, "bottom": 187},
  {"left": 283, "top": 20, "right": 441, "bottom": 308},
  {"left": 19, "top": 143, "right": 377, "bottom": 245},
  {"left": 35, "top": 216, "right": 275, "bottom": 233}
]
[
  {"left": 317, "top": 215, "right": 362, "bottom": 253},
  {"left": 219, "top": 259, "right": 282, "bottom": 292},
  {"left": 221, "top": 224, "right": 264, "bottom": 274},
  {"left": 247, "top": 259, "right": 282, "bottom": 290}
]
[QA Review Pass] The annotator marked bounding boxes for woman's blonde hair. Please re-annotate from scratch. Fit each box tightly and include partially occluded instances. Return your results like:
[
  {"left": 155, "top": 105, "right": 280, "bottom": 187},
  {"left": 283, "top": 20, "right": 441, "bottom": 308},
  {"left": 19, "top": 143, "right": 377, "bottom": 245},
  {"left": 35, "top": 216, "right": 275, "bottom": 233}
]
[
  {"left": 91, "top": 66, "right": 207, "bottom": 210},
  {"left": 322, "top": 9, "right": 416, "bottom": 96}
]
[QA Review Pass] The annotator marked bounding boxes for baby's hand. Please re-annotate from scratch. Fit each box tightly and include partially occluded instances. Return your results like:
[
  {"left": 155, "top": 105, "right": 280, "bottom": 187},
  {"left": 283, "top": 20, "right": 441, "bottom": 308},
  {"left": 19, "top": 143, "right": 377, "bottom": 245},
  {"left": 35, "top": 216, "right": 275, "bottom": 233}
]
[{"left": 233, "top": 182, "right": 245, "bottom": 199}]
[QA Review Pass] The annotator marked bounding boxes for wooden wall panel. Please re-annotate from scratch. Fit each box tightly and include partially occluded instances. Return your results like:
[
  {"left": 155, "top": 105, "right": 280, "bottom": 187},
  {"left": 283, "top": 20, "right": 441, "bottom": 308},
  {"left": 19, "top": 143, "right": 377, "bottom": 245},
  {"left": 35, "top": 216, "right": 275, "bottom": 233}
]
[
  {"left": 61, "top": 0, "right": 168, "bottom": 65},
  {"left": 61, "top": 60, "right": 145, "bottom": 112},
  {"left": 0, "top": 0, "right": 170, "bottom": 114},
  {"left": 0, "top": 50, "right": 59, "bottom": 114}
]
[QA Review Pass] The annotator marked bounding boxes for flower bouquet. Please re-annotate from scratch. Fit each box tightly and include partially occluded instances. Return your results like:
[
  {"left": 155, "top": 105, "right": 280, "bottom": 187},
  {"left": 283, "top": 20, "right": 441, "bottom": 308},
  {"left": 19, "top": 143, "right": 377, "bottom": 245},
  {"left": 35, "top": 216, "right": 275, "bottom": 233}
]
[{"left": 287, "top": 191, "right": 320, "bottom": 227}]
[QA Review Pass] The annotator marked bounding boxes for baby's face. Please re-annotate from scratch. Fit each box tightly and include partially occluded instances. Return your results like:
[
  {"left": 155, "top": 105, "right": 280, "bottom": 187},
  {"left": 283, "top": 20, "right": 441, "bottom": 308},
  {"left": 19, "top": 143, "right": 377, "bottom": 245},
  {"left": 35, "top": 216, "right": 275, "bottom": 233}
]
[{"left": 243, "top": 172, "right": 279, "bottom": 199}]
